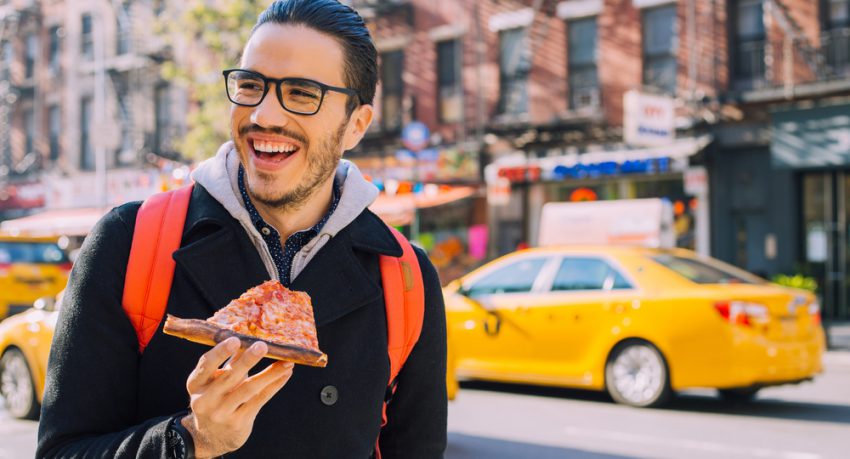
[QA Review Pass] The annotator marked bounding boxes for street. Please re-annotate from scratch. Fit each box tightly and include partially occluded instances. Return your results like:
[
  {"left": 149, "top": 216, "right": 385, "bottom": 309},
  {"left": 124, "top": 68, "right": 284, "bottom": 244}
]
[{"left": 2, "top": 353, "right": 848, "bottom": 459}]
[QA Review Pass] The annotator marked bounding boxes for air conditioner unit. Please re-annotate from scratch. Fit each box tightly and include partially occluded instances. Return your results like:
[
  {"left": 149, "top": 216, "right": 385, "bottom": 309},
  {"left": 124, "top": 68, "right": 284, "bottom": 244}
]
[{"left": 571, "top": 87, "right": 600, "bottom": 110}]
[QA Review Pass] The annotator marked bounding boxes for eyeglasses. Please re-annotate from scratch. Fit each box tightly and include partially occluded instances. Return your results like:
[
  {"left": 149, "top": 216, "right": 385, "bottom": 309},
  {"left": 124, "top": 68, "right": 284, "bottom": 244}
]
[{"left": 223, "top": 68, "right": 360, "bottom": 115}]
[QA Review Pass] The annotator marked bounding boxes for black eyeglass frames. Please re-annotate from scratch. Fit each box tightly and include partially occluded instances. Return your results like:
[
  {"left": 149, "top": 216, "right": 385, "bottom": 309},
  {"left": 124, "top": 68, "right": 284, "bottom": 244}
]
[{"left": 223, "top": 68, "right": 359, "bottom": 115}]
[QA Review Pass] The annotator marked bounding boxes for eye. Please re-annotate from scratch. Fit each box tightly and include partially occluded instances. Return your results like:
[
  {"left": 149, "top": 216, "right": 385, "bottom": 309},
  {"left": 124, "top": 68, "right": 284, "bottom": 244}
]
[
  {"left": 239, "top": 81, "right": 263, "bottom": 91},
  {"left": 289, "top": 88, "right": 319, "bottom": 99}
]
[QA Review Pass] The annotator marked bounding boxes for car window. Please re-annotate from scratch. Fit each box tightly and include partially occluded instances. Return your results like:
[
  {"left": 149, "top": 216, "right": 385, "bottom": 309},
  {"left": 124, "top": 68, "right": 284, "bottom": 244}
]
[
  {"left": 467, "top": 257, "right": 548, "bottom": 296},
  {"left": 652, "top": 254, "right": 762, "bottom": 284},
  {"left": 551, "top": 257, "right": 633, "bottom": 291},
  {"left": 0, "top": 242, "right": 69, "bottom": 264}
]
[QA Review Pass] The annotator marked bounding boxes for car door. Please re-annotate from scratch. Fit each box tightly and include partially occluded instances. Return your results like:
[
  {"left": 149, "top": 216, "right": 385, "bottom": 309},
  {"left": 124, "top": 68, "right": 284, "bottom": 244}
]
[
  {"left": 523, "top": 256, "right": 638, "bottom": 385},
  {"left": 450, "top": 255, "right": 554, "bottom": 378}
]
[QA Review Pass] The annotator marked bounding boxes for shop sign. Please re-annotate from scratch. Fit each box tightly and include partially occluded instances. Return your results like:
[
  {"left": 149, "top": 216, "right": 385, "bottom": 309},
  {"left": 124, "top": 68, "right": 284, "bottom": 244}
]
[
  {"left": 551, "top": 157, "right": 671, "bottom": 180},
  {"left": 684, "top": 166, "right": 708, "bottom": 195},
  {"left": 497, "top": 165, "right": 541, "bottom": 183},
  {"left": 353, "top": 147, "right": 479, "bottom": 183},
  {"left": 0, "top": 182, "right": 47, "bottom": 210},
  {"left": 624, "top": 90, "right": 675, "bottom": 147}
]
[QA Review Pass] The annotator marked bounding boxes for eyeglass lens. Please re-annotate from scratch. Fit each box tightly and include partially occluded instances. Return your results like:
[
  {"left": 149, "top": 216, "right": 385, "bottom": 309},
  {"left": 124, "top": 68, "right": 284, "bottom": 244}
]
[{"left": 226, "top": 71, "right": 323, "bottom": 114}]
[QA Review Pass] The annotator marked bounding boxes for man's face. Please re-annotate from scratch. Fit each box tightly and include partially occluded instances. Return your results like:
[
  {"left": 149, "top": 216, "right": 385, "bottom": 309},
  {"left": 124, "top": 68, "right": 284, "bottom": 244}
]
[{"left": 231, "top": 23, "right": 372, "bottom": 210}]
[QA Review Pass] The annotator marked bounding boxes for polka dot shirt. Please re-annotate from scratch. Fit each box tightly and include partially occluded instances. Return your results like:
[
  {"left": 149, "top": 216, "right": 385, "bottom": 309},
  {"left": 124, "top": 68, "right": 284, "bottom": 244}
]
[{"left": 238, "top": 165, "right": 340, "bottom": 286}]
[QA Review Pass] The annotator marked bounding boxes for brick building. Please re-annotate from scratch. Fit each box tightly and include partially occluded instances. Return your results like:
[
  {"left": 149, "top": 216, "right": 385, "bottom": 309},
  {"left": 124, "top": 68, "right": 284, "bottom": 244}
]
[{"left": 0, "top": 0, "right": 185, "bottom": 218}]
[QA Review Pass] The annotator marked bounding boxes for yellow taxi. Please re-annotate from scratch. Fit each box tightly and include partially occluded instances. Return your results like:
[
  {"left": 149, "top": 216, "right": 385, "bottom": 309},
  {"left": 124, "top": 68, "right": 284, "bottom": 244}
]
[
  {"left": 0, "top": 235, "right": 71, "bottom": 319},
  {"left": 444, "top": 246, "right": 825, "bottom": 407},
  {"left": 0, "top": 296, "right": 59, "bottom": 419}
]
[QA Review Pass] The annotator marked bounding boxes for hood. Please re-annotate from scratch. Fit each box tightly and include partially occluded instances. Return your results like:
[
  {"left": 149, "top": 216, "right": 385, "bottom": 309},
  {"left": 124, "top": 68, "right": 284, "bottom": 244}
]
[{"left": 190, "top": 142, "right": 379, "bottom": 281}]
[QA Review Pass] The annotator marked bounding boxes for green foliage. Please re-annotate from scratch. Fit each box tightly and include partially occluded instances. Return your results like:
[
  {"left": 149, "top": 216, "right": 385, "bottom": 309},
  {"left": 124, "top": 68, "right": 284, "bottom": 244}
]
[
  {"left": 157, "top": 0, "right": 270, "bottom": 161},
  {"left": 772, "top": 273, "right": 818, "bottom": 292}
]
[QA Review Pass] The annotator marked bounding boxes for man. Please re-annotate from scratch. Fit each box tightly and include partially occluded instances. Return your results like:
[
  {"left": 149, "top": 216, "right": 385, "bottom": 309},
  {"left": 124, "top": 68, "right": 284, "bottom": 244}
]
[{"left": 36, "top": 1, "right": 447, "bottom": 457}]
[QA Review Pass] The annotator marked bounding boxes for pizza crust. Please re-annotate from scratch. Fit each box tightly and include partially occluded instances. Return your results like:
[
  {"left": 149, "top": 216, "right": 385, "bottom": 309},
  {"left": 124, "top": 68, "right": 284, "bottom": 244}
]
[{"left": 163, "top": 315, "right": 328, "bottom": 367}]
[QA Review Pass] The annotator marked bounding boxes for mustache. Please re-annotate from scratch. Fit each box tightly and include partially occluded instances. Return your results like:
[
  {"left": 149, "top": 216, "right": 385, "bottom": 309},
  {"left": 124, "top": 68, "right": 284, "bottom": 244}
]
[{"left": 239, "top": 125, "right": 308, "bottom": 145}]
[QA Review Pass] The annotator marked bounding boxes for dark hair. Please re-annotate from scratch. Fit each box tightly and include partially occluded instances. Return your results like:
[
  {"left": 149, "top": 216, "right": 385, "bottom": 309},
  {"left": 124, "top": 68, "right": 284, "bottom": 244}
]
[{"left": 254, "top": 0, "right": 378, "bottom": 114}]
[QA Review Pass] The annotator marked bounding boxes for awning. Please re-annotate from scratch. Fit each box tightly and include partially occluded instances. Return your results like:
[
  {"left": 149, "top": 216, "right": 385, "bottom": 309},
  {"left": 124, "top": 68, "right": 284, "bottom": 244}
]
[
  {"left": 369, "top": 187, "right": 477, "bottom": 227},
  {"left": 0, "top": 207, "right": 109, "bottom": 237},
  {"left": 485, "top": 135, "right": 713, "bottom": 183}
]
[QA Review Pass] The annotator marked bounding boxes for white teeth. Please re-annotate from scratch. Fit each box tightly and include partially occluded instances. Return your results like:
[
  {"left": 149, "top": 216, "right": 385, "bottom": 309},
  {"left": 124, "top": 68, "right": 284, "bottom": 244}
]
[{"left": 253, "top": 140, "right": 298, "bottom": 154}]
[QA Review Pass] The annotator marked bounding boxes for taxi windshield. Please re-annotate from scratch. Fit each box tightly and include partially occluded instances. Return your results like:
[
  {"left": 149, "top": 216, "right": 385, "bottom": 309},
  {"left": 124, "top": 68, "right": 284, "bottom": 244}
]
[{"left": 0, "top": 242, "right": 69, "bottom": 264}]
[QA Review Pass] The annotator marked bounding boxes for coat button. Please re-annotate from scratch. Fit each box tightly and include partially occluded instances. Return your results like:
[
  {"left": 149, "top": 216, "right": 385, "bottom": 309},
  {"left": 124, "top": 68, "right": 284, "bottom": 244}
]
[
  {"left": 261, "top": 227, "right": 272, "bottom": 236},
  {"left": 320, "top": 385, "right": 338, "bottom": 406}
]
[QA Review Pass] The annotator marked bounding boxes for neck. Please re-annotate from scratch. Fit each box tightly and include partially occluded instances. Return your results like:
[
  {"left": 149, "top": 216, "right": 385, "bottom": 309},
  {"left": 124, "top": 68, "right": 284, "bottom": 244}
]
[{"left": 252, "top": 177, "right": 335, "bottom": 241}]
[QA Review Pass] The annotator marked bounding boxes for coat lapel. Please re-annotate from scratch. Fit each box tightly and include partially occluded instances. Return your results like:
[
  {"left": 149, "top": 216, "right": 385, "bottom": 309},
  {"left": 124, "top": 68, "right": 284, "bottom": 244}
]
[
  {"left": 172, "top": 186, "right": 269, "bottom": 315},
  {"left": 292, "top": 210, "right": 402, "bottom": 327}
]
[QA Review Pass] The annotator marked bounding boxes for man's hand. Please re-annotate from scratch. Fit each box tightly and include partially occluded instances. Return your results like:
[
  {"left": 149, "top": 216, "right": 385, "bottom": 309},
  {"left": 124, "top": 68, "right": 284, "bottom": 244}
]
[{"left": 180, "top": 337, "right": 294, "bottom": 458}]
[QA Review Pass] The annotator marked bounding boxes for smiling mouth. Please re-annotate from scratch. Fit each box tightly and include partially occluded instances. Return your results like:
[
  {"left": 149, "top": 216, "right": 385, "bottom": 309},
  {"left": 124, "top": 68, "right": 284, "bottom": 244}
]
[{"left": 249, "top": 139, "right": 302, "bottom": 162}]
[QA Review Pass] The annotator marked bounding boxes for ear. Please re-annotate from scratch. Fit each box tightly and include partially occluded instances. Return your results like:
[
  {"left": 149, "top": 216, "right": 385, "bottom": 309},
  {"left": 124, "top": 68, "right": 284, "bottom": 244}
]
[{"left": 343, "top": 104, "right": 374, "bottom": 151}]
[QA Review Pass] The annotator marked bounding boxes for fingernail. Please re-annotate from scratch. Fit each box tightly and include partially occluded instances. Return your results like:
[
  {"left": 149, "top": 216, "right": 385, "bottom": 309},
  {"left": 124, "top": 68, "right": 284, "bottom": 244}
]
[
  {"left": 250, "top": 342, "right": 266, "bottom": 355},
  {"left": 226, "top": 338, "right": 239, "bottom": 350}
]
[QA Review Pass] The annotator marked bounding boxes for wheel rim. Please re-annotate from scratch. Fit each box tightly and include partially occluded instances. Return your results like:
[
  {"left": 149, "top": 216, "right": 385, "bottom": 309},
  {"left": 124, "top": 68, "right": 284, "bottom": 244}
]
[
  {"left": 611, "top": 345, "right": 664, "bottom": 405},
  {"left": 1, "top": 352, "right": 34, "bottom": 418}
]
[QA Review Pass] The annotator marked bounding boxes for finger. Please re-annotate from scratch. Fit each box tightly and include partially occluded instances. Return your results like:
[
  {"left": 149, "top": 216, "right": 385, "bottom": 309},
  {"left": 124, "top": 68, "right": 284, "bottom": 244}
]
[
  {"left": 221, "top": 361, "right": 294, "bottom": 413},
  {"left": 234, "top": 362, "right": 294, "bottom": 417},
  {"left": 203, "top": 341, "right": 269, "bottom": 398},
  {"left": 187, "top": 337, "right": 241, "bottom": 392}
]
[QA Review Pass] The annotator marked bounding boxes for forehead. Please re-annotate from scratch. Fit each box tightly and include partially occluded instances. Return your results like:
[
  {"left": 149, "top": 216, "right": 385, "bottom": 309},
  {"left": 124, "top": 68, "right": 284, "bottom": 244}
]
[{"left": 242, "top": 23, "right": 346, "bottom": 85}]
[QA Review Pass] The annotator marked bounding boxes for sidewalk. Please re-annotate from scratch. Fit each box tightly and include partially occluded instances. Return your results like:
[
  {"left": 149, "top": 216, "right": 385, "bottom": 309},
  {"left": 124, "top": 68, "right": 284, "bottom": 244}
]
[{"left": 825, "top": 321, "right": 850, "bottom": 352}]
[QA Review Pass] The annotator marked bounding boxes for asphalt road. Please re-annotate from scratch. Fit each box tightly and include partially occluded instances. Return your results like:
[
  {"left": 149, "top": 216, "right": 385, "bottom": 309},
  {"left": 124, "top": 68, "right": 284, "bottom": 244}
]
[{"left": 3, "top": 353, "right": 849, "bottom": 459}]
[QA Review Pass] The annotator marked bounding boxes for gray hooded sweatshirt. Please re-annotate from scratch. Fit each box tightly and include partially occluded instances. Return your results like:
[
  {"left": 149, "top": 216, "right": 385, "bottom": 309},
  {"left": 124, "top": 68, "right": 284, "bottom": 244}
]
[{"left": 190, "top": 141, "right": 379, "bottom": 283}]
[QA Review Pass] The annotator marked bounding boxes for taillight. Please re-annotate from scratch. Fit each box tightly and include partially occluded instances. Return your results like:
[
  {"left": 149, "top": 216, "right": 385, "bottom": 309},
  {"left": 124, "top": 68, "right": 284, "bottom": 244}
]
[
  {"left": 808, "top": 301, "right": 821, "bottom": 325},
  {"left": 714, "top": 301, "right": 769, "bottom": 327},
  {"left": 0, "top": 262, "right": 10, "bottom": 276},
  {"left": 58, "top": 262, "right": 73, "bottom": 273}
]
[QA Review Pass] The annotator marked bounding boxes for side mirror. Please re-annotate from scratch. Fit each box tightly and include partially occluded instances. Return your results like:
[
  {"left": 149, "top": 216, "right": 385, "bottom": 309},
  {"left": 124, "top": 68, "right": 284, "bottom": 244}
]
[{"left": 33, "top": 296, "right": 57, "bottom": 312}]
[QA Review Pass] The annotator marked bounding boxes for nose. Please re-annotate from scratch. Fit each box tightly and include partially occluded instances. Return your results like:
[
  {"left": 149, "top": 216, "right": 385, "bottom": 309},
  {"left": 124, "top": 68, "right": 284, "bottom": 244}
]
[{"left": 249, "top": 84, "right": 292, "bottom": 128}]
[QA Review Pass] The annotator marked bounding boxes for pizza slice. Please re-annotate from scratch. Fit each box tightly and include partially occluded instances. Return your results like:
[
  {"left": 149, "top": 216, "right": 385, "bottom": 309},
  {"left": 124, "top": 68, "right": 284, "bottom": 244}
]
[{"left": 163, "top": 280, "right": 327, "bottom": 367}]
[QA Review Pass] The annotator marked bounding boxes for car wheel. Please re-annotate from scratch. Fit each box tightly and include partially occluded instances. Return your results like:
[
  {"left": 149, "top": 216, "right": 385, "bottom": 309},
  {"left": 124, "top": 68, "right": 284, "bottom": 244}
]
[
  {"left": 718, "top": 387, "right": 760, "bottom": 403},
  {"left": 0, "top": 348, "right": 40, "bottom": 420},
  {"left": 605, "top": 341, "right": 672, "bottom": 408}
]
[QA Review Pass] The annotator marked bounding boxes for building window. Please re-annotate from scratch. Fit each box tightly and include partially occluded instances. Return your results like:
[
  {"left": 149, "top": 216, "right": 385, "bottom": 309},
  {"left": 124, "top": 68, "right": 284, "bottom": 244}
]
[
  {"left": 81, "top": 14, "right": 93, "bottom": 60},
  {"left": 23, "top": 106, "right": 35, "bottom": 156},
  {"left": 25, "top": 33, "right": 38, "bottom": 79},
  {"left": 436, "top": 39, "right": 463, "bottom": 123},
  {"left": 154, "top": 84, "right": 171, "bottom": 155},
  {"left": 49, "top": 26, "right": 61, "bottom": 76},
  {"left": 380, "top": 50, "right": 404, "bottom": 131},
  {"left": 49, "top": 106, "right": 61, "bottom": 162},
  {"left": 567, "top": 17, "right": 599, "bottom": 110},
  {"left": 1, "top": 41, "right": 12, "bottom": 81},
  {"left": 80, "top": 97, "right": 94, "bottom": 170},
  {"left": 823, "top": 0, "right": 850, "bottom": 74},
  {"left": 498, "top": 27, "right": 529, "bottom": 115},
  {"left": 733, "top": 0, "right": 766, "bottom": 85},
  {"left": 643, "top": 5, "right": 678, "bottom": 93},
  {"left": 116, "top": 1, "right": 131, "bottom": 55}
]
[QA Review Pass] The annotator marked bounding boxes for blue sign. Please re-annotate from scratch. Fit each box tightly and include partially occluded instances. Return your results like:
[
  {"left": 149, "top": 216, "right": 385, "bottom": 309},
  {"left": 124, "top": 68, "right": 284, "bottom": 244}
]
[
  {"left": 552, "top": 157, "right": 671, "bottom": 180},
  {"left": 401, "top": 122, "right": 430, "bottom": 152}
]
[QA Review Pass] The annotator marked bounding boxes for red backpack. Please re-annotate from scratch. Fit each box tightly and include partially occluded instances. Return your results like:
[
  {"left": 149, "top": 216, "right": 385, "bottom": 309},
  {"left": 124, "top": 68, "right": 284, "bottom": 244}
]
[{"left": 120, "top": 184, "right": 424, "bottom": 456}]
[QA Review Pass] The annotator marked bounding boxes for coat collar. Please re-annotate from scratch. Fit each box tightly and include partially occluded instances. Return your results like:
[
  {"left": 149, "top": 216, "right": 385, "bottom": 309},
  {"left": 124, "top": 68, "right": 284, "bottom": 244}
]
[{"left": 171, "top": 185, "right": 404, "bottom": 326}]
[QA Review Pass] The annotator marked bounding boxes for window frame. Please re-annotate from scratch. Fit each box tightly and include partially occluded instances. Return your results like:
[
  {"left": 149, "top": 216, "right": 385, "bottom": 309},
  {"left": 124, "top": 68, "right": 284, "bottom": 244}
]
[
  {"left": 379, "top": 49, "right": 404, "bottom": 132},
  {"left": 48, "top": 26, "right": 61, "bottom": 76},
  {"left": 462, "top": 255, "right": 557, "bottom": 297},
  {"left": 731, "top": 0, "right": 767, "bottom": 82},
  {"left": 541, "top": 255, "right": 638, "bottom": 293},
  {"left": 567, "top": 16, "right": 600, "bottom": 110},
  {"left": 641, "top": 4, "right": 679, "bottom": 93},
  {"left": 80, "top": 96, "right": 94, "bottom": 170},
  {"left": 48, "top": 105, "right": 61, "bottom": 162},
  {"left": 498, "top": 27, "right": 530, "bottom": 116},
  {"left": 436, "top": 38, "right": 463, "bottom": 124},
  {"left": 81, "top": 13, "right": 94, "bottom": 60}
]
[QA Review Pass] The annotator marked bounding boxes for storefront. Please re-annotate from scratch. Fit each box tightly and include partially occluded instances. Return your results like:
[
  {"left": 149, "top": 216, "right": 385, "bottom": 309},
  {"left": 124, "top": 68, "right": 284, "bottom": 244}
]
[
  {"left": 771, "top": 103, "right": 850, "bottom": 320},
  {"left": 485, "top": 135, "right": 712, "bottom": 257}
]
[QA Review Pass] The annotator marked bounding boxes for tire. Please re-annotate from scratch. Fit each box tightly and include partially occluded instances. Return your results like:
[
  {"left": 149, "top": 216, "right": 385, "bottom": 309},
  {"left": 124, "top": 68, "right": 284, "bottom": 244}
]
[
  {"left": 0, "top": 348, "right": 40, "bottom": 420},
  {"left": 718, "top": 387, "right": 760, "bottom": 403},
  {"left": 605, "top": 341, "right": 672, "bottom": 408}
]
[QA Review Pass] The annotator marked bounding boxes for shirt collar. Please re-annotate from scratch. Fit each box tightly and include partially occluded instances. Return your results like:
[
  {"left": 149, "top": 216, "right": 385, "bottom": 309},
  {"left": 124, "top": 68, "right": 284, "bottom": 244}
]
[{"left": 237, "top": 164, "right": 340, "bottom": 237}]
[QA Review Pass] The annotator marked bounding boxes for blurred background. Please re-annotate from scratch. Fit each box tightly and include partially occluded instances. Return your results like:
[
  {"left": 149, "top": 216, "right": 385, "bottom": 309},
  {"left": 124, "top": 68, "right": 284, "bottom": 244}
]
[{"left": 1, "top": 0, "right": 849, "bottom": 458}]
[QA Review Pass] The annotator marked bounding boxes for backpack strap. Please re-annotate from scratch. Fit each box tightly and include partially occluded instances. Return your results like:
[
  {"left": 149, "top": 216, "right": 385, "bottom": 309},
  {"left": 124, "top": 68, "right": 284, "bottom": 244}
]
[
  {"left": 122, "top": 184, "right": 194, "bottom": 353},
  {"left": 374, "top": 225, "right": 425, "bottom": 458}
]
